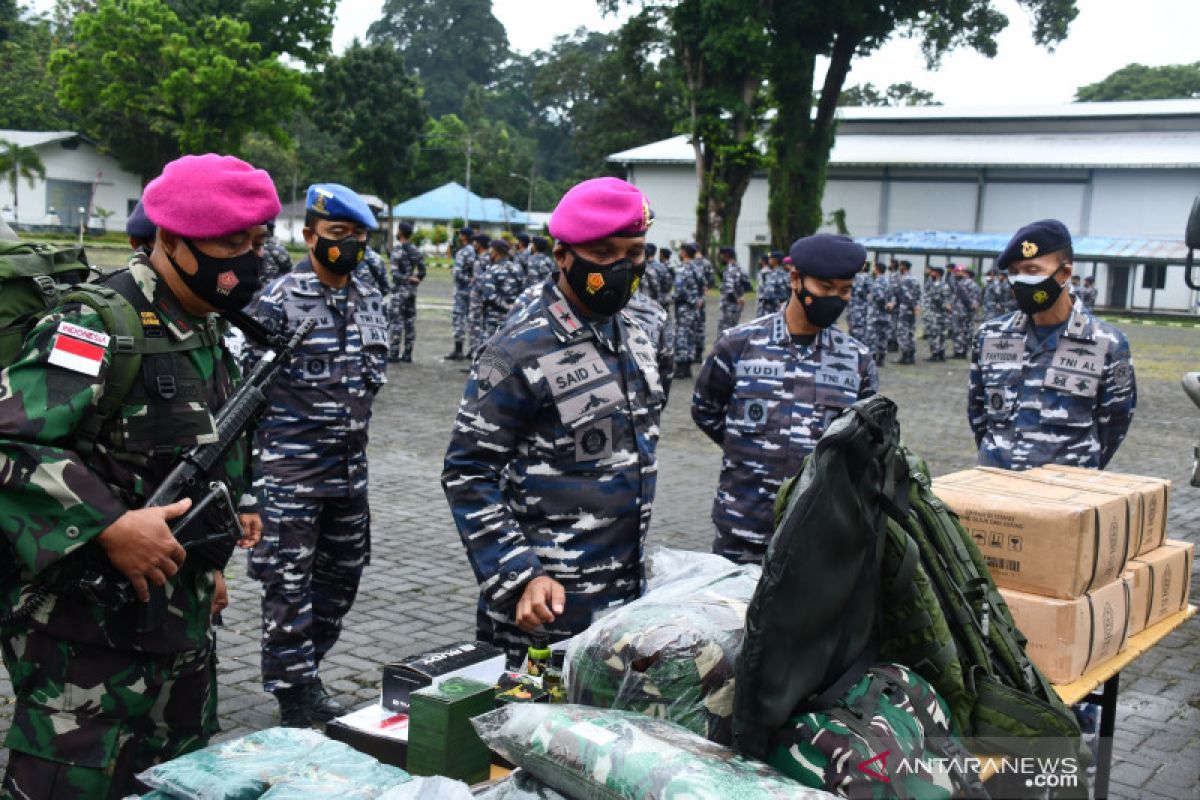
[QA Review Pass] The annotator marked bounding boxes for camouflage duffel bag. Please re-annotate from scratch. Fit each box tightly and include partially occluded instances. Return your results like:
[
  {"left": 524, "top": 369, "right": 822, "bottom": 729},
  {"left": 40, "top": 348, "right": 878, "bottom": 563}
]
[{"left": 766, "top": 664, "right": 988, "bottom": 799}]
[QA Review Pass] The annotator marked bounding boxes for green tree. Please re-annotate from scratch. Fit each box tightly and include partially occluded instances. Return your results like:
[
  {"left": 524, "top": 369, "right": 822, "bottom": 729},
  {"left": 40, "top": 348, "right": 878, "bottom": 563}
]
[
  {"left": 1075, "top": 62, "right": 1200, "bottom": 102},
  {"left": 840, "top": 81, "right": 941, "bottom": 106},
  {"left": 50, "top": 0, "right": 308, "bottom": 180},
  {"left": 368, "top": 0, "right": 509, "bottom": 118},
  {"left": 765, "top": 0, "right": 1078, "bottom": 246},
  {"left": 162, "top": 0, "right": 337, "bottom": 67},
  {"left": 0, "top": 138, "right": 46, "bottom": 226},
  {"left": 0, "top": 15, "right": 74, "bottom": 129},
  {"left": 317, "top": 41, "right": 428, "bottom": 216}
]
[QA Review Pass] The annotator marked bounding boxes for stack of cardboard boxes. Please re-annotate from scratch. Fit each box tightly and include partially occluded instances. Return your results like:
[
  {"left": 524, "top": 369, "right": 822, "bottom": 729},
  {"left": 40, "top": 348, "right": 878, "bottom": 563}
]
[{"left": 933, "top": 467, "right": 1193, "bottom": 684}]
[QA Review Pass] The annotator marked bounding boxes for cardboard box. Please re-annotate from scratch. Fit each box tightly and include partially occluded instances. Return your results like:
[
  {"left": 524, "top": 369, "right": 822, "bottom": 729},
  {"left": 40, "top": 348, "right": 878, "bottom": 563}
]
[
  {"left": 1028, "top": 466, "right": 1169, "bottom": 556},
  {"left": 381, "top": 641, "right": 505, "bottom": 714},
  {"left": 325, "top": 703, "right": 410, "bottom": 768},
  {"left": 933, "top": 471, "right": 1130, "bottom": 599},
  {"left": 1123, "top": 539, "right": 1194, "bottom": 636},
  {"left": 1000, "top": 579, "right": 1131, "bottom": 684}
]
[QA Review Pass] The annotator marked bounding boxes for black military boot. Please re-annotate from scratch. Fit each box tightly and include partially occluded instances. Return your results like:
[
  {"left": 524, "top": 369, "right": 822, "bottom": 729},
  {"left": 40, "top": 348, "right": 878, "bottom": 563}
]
[
  {"left": 674, "top": 361, "right": 693, "bottom": 379},
  {"left": 874, "top": 353, "right": 885, "bottom": 367},
  {"left": 387, "top": 351, "right": 401, "bottom": 364},
  {"left": 274, "top": 686, "right": 314, "bottom": 728},
  {"left": 444, "top": 341, "right": 464, "bottom": 361},
  {"left": 400, "top": 349, "right": 413, "bottom": 363},
  {"left": 304, "top": 681, "right": 346, "bottom": 722},
  {"left": 898, "top": 351, "right": 914, "bottom": 365}
]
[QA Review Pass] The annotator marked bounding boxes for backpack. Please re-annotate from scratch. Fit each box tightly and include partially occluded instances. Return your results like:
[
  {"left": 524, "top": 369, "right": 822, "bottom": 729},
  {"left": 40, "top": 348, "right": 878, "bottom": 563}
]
[
  {"left": 740, "top": 396, "right": 1084, "bottom": 771},
  {"left": 766, "top": 663, "right": 987, "bottom": 799},
  {"left": 0, "top": 240, "right": 145, "bottom": 453}
]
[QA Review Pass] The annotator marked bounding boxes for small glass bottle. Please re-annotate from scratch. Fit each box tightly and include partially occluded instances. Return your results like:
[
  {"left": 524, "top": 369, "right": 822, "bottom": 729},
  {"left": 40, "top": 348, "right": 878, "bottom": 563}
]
[
  {"left": 543, "top": 649, "right": 566, "bottom": 703},
  {"left": 526, "top": 636, "right": 551, "bottom": 679}
]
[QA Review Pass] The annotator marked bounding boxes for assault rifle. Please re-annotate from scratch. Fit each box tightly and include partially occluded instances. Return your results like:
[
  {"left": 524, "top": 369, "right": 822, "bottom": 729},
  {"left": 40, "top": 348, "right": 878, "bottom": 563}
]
[{"left": 3, "top": 312, "right": 314, "bottom": 631}]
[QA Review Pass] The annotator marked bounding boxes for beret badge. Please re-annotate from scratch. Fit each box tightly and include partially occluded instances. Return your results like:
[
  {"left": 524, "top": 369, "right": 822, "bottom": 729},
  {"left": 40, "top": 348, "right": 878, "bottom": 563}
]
[{"left": 1021, "top": 240, "right": 1038, "bottom": 258}]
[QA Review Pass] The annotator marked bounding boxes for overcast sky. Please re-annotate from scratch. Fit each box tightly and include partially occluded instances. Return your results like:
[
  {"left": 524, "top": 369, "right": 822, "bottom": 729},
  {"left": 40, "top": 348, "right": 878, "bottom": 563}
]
[{"left": 334, "top": 0, "right": 1200, "bottom": 106}]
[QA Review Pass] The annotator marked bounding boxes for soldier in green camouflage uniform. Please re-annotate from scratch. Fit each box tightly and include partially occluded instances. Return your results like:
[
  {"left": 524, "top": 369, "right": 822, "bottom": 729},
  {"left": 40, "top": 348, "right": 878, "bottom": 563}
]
[{"left": 0, "top": 154, "right": 276, "bottom": 799}]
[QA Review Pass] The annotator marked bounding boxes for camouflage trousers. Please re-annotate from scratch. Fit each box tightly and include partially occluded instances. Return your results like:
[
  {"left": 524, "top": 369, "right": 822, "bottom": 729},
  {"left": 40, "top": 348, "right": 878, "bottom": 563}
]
[
  {"left": 388, "top": 287, "right": 417, "bottom": 359},
  {"left": 673, "top": 306, "right": 697, "bottom": 367},
  {"left": 716, "top": 301, "right": 742, "bottom": 341},
  {"left": 869, "top": 318, "right": 891, "bottom": 359},
  {"left": 712, "top": 528, "right": 767, "bottom": 566},
  {"left": 950, "top": 311, "right": 972, "bottom": 355},
  {"left": 0, "top": 628, "right": 216, "bottom": 800},
  {"left": 926, "top": 316, "right": 947, "bottom": 357},
  {"left": 691, "top": 303, "right": 706, "bottom": 360},
  {"left": 249, "top": 491, "right": 370, "bottom": 692},
  {"left": 848, "top": 310, "right": 868, "bottom": 344},
  {"left": 467, "top": 285, "right": 486, "bottom": 357},
  {"left": 450, "top": 288, "right": 470, "bottom": 345},
  {"left": 895, "top": 310, "right": 916, "bottom": 355}
]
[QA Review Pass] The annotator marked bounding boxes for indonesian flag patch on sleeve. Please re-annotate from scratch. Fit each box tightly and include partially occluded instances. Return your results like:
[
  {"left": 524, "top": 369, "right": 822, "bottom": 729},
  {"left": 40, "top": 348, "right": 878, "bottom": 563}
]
[{"left": 47, "top": 321, "right": 110, "bottom": 376}]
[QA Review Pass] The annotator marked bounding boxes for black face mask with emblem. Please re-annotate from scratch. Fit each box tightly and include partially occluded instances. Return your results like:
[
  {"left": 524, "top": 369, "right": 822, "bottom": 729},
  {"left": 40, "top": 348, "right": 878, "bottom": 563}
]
[
  {"left": 794, "top": 276, "right": 847, "bottom": 329},
  {"left": 1010, "top": 269, "right": 1065, "bottom": 316},
  {"left": 314, "top": 234, "right": 365, "bottom": 276},
  {"left": 166, "top": 237, "right": 261, "bottom": 312},
  {"left": 564, "top": 248, "right": 645, "bottom": 318}
]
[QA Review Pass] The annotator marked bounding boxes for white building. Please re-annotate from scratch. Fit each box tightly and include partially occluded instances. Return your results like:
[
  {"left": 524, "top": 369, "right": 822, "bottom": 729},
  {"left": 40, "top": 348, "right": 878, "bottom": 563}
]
[
  {"left": 608, "top": 100, "right": 1200, "bottom": 312},
  {"left": 0, "top": 131, "right": 144, "bottom": 233}
]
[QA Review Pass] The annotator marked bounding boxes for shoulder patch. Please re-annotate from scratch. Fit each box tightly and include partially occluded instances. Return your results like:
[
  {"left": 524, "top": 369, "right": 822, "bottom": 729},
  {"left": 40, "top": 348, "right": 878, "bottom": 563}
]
[
  {"left": 475, "top": 353, "right": 512, "bottom": 398},
  {"left": 48, "top": 321, "right": 109, "bottom": 376}
]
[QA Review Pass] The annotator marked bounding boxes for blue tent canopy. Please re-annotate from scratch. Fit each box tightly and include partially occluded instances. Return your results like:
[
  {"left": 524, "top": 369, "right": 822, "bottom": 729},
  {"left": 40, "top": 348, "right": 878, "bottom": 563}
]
[{"left": 391, "top": 182, "right": 530, "bottom": 226}]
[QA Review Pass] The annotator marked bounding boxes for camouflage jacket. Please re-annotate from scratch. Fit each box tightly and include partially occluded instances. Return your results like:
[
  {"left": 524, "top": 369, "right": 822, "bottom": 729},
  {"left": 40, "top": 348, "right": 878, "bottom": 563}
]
[
  {"left": 694, "top": 256, "right": 717, "bottom": 290},
  {"left": 442, "top": 281, "right": 666, "bottom": 629},
  {"left": 389, "top": 241, "right": 427, "bottom": 297},
  {"left": 719, "top": 262, "right": 749, "bottom": 305},
  {"left": 452, "top": 244, "right": 475, "bottom": 291},
  {"left": 247, "top": 259, "right": 388, "bottom": 496},
  {"left": 951, "top": 277, "right": 979, "bottom": 315},
  {"left": 674, "top": 260, "right": 705, "bottom": 310},
  {"left": 923, "top": 279, "right": 953, "bottom": 319},
  {"left": 643, "top": 260, "right": 672, "bottom": 304},
  {"left": 480, "top": 256, "right": 527, "bottom": 336},
  {"left": 756, "top": 268, "right": 791, "bottom": 317},
  {"left": 624, "top": 288, "right": 675, "bottom": 399},
  {"left": 967, "top": 297, "right": 1137, "bottom": 470},
  {"left": 357, "top": 246, "right": 392, "bottom": 296},
  {"left": 1079, "top": 285, "right": 1098, "bottom": 309},
  {"left": 524, "top": 253, "right": 555, "bottom": 289},
  {"left": 692, "top": 311, "right": 877, "bottom": 547},
  {"left": 868, "top": 276, "right": 894, "bottom": 324},
  {"left": 0, "top": 256, "right": 250, "bottom": 653},
  {"left": 261, "top": 237, "right": 293, "bottom": 284}
]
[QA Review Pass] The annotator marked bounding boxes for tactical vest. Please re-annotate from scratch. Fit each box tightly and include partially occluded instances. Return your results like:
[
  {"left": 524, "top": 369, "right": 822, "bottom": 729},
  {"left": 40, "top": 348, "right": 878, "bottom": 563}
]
[{"left": 82, "top": 269, "right": 238, "bottom": 504}]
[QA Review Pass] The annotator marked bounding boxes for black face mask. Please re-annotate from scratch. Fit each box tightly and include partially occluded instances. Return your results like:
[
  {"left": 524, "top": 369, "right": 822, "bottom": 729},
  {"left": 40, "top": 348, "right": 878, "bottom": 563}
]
[
  {"left": 794, "top": 277, "right": 847, "bottom": 329},
  {"left": 167, "top": 237, "right": 261, "bottom": 312},
  {"left": 564, "top": 248, "right": 644, "bottom": 317},
  {"left": 1010, "top": 270, "right": 1066, "bottom": 316},
  {"left": 314, "top": 234, "right": 365, "bottom": 276}
]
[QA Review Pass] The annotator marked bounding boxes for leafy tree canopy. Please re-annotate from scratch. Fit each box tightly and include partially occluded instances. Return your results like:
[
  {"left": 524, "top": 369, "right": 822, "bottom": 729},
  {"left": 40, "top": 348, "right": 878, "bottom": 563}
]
[
  {"left": 840, "top": 81, "right": 941, "bottom": 107},
  {"left": 1075, "top": 62, "right": 1200, "bottom": 102}
]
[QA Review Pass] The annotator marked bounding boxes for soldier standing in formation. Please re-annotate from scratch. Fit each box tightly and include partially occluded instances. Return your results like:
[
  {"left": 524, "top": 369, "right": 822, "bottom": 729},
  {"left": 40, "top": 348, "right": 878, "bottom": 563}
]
[
  {"left": 641, "top": 243, "right": 665, "bottom": 304},
  {"left": 446, "top": 227, "right": 475, "bottom": 361},
  {"left": 922, "top": 265, "right": 952, "bottom": 362},
  {"left": 0, "top": 154, "right": 274, "bottom": 797},
  {"left": 388, "top": 221, "right": 426, "bottom": 363},
  {"left": 442, "top": 177, "right": 665, "bottom": 663},
  {"left": 525, "top": 235, "right": 556, "bottom": 289},
  {"left": 513, "top": 233, "right": 531, "bottom": 274},
  {"left": 690, "top": 245, "right": 716, "bottom": 361},
  {"left": 692, "top": 234, "right": 877, "bottom": 564},
  {"left": 867, "top": 261, "right": 894, "bottom": 368},
  {"left": 672, "top": 245, "right": 705, "bottom": 379},
  {"left": 968, "top": 219, "right": 1136, "bottom": 470},
  {"left": 466, "top": 233, "right": 492, "bottom": 358},
  {"left": 247, "top": 184, "right": 389, "bottom": 727},
  {"left": 886, "top": 260, "right": 901, "bottom": 352},
  {"left": 981, "top": 268, "right": 1006, "bottom": 321},
  {"left": 892, "top": 260, "right": 921, "bottom": 364},
  {"left": 755, "top": 250, "right": 790, "bottom": 318},
  {"left": 261, "top": 220, "right": 294, "bottom": 285},
  {"left": 949, "top": 265, "right": 979, "bottom": 359},
  {"left": 479, "top": 239, "right": 526, "bottom": 343},
  {"left": 848, "top": 261, "right": 871, "bottom": 342},
  {"left": 716, "top": 246, "right": 748, "bottom": 337},
  {"left": 1080, "top": 275, "right": 1098, "bottom": 309}
]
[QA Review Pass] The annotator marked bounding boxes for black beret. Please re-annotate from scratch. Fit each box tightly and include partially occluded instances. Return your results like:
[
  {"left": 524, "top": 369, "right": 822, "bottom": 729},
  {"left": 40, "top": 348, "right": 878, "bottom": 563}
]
[
  {"left": 659, "top": 247, "right": 671, "bottom": 256},
  {"left": 531, "top": 235, "right": 549, "bottom": 251},
  {"left": 769, "top": 250, "right": 784, "bottom": 260},
  {"left": 719, "top": 246, "right": 736, "bottom": 257},
  {"left": 929, "top": 265, "right": 945, "bottom": 274},
  {"left": 788, "top": 234, "right": 867, "bottom": 280},
  {"left": 397, "top": 221, "right": 414, "bottom": 236},
  {"left": 473, "top": 233, "right": 491, "bottom": 245},
  {"left": 681, "top": 243, "right": 698, "bottom": 256},
  {"left": 644, "top": 242, "right": 658, "bottom": 255},
  {"left": 517, "top": 233, "right": 530, "bottom": 245},
  {"left": 125, "top": 199, "right": 156, "bottom": 240},
  {"left": 459, "top": 227, "right": 474, "bottom": 238},
  {"left": 965, "top": 268, "right": 976, "bottom": 277},
  {"left": 986, "top": 268, "right": 998, "bottom": 276},
  {"left": 1084, "top": 275, "right": 1095, "bottom": 282},
  {"left": 491, "top": 239, "right": 511, "bottom": 254},
  {"left": 997, "top": 219, "right": 1072, "bottom": 271}
]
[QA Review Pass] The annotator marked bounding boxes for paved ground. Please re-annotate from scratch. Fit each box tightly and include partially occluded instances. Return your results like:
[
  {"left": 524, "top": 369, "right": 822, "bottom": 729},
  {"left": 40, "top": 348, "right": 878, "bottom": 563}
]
[{"left": 2, "top": 265, "right": 1198, "bottom": 798}]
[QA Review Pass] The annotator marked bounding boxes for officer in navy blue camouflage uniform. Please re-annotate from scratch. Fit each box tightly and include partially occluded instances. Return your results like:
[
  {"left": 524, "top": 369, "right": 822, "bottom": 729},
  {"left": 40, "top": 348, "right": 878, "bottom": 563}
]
[
  {"left": 480, "top": 238, "right": 526, "bottom": 342},
  {"left": 968, "top": 219, "right": 1137, "bottom": 471},
  {"left": 893, "top": 260, "right": 920, "bottom": 364},
  {"left": 867, "top": 262, "right": 894, "bottom": 367},
  {"left": 672, "top": 244, "right": 705, "bottom": 379},
  {"left": 514, "top": 233, "right": 531, "bottom": 274},
  {"left": 359, "top": 244, "right": 391, "bottom": 296},
  {"left": 693, "top": 234, "right": 877, "bottom": 563},
  {"left": 645, "top": 245, "right": 674, "bottom": 308},
  {"left": 247, "top": 183, "right": 388, "bottom": 726},
  {"left": 1080, "top": 276, "right": 1098, "bottom": 310},
  {"left": 388, "top": 221, "right": 426, "bottom": 363},
  {"left": 446, "top": 228, "right": 475, "bottom": 360},
  {"left": 755, "top": 251, "right": 789, "bottom": 318},
  {"left": 524, "top": 236, "right": 555, "bottom": 289},
  {"left": 848, "top": 262, "right": 871, "bottom": 342},
  {"left": 691, "top": 246, "right": 716, "bottom": 361},
  {"left": 981, "top": 268, "right": 1008, "bottom": 321},
  {"left": 949, "top": 265, "right": 980, "bottom": 358},
  {"left": 716, "top": 246, "right": 748, "bottom": 337},
  {"left": 443, "top": 177, "right": 664, "bottom": 663},
  {"left": 467, "top": 233, "right": 493, "bottom": 358},
  {"left": 923, "top": 265, "right": 952, "bottom": 361}
]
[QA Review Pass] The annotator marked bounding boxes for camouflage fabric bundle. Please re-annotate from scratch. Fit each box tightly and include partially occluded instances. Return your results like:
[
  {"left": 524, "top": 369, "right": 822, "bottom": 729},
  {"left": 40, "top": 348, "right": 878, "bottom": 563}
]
[
  {"left": 136, "top": 727, "right": 411, "bottom": 799},
  {"left": 767, "top": 664, "right": 987, "bottom": 799},
  {"left": 564, "top": 550, "right": 759, "bottom": 744},
  {"left": 473, "top": 704, "right": 834, "bottom": 800}
]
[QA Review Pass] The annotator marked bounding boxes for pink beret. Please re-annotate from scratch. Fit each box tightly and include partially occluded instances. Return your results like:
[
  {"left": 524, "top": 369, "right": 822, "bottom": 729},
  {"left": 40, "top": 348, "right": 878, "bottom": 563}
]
[
  {"left": 548, "top": 177, "right": 652, "bottom": 245},
  {"left": 143, "top": 153, "right": 281, "bottom": 238}
]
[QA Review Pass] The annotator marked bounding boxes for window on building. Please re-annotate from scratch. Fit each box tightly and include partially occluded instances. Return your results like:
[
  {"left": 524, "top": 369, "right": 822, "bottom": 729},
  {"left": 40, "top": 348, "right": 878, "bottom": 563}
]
[{"left": 1140, "top": 263, "right": 1166, "bottom": 290}]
